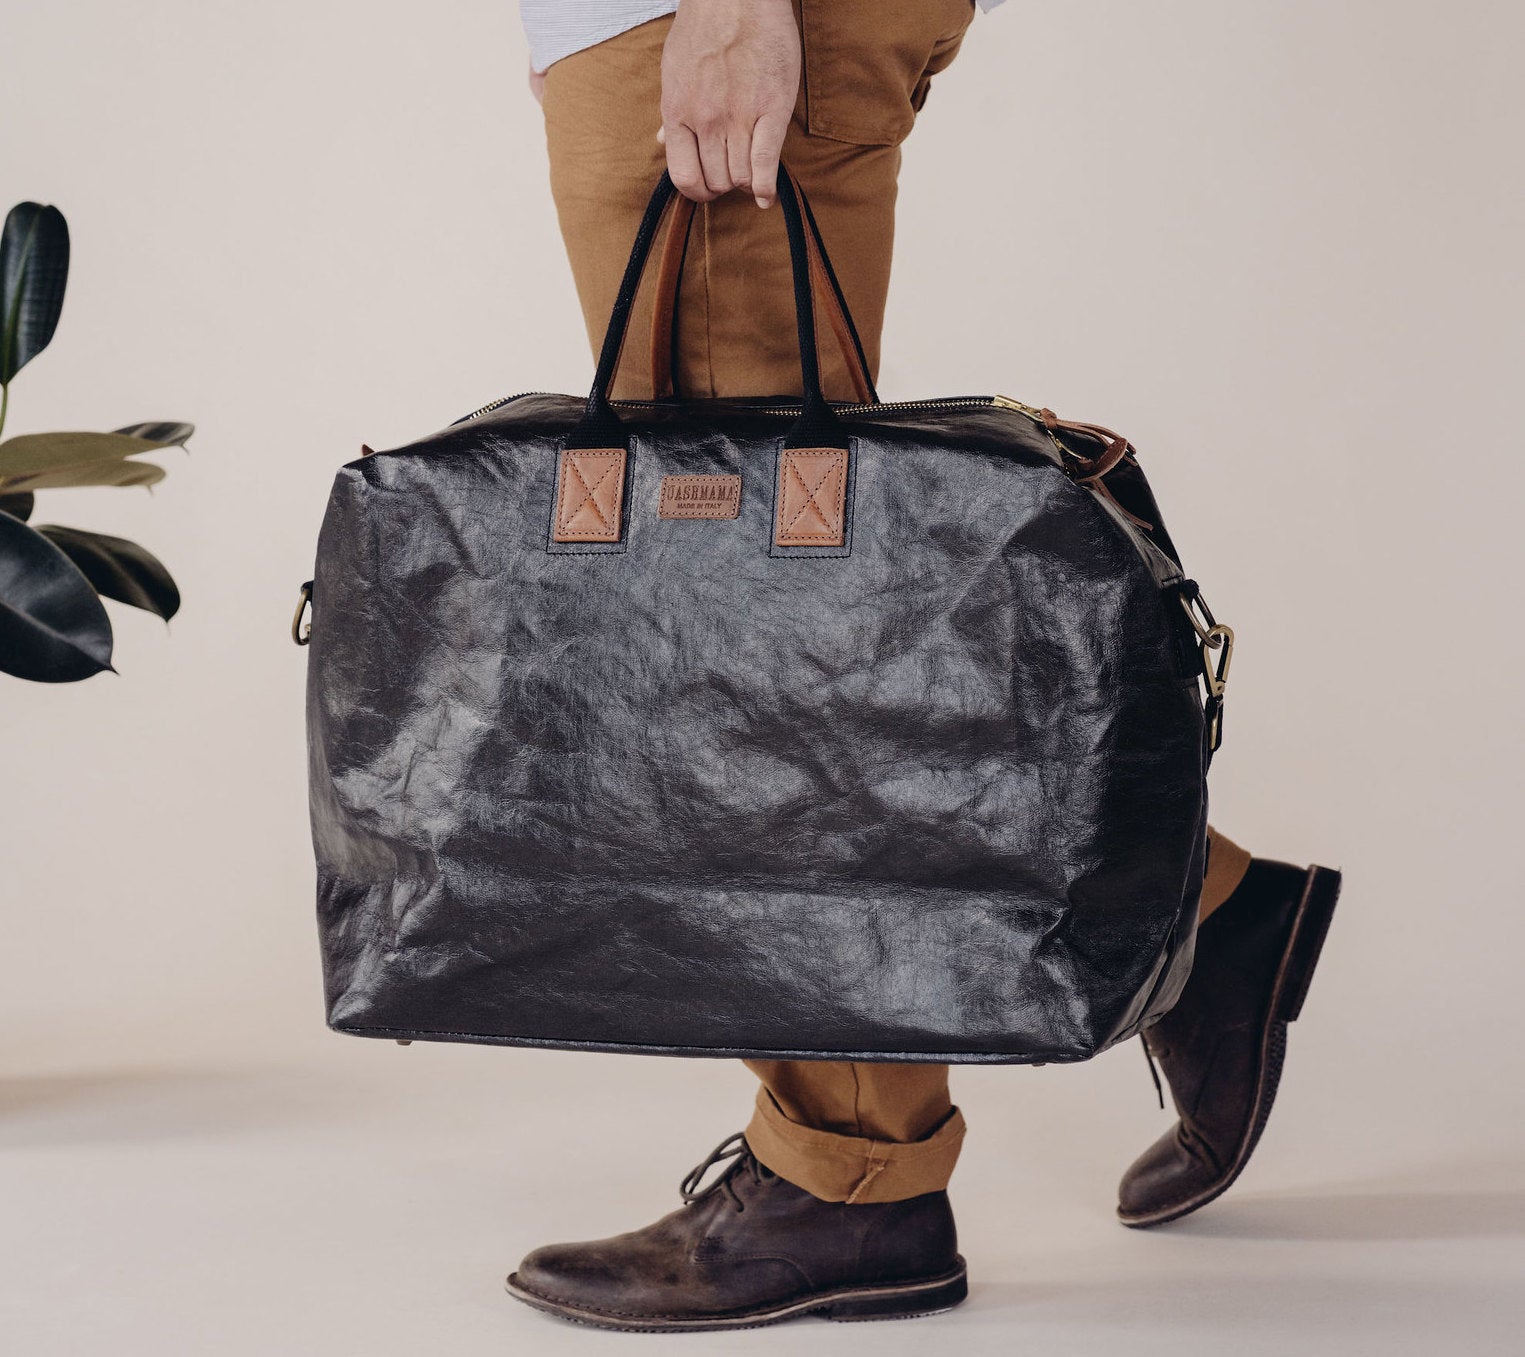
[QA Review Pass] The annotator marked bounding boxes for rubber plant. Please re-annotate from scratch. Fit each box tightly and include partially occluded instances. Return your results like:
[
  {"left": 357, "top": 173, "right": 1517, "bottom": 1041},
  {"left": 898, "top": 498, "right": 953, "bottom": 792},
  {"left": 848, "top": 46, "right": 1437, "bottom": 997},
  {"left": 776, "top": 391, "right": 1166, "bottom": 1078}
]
[{"left": 0, "top": 201, "right": 192, "bottom": 682}]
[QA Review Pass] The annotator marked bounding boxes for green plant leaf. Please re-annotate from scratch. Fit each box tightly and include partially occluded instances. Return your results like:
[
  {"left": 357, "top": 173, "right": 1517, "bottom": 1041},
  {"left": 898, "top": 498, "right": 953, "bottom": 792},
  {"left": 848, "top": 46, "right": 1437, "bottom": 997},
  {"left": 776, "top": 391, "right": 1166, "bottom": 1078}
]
[
  {"left": 1, "top": 203, "right": 70, "bottom": 384},
  {"left": 36, "top": 524, "right": 180, "bottom": 621},
  {"left": 5, "top": 459, "right": 168, "bottom": 493},
  {"left": 0, "top": 430, "right": 172, "bottom": 494},
  {"left": 0, "top": 429, "right": 173, "bottom": 477},
  {"left": 0, "top": 491, "right": 34, "bottom": 520},
  {"left": 0, "top": 507, "right": 113, "bottom": 682}
]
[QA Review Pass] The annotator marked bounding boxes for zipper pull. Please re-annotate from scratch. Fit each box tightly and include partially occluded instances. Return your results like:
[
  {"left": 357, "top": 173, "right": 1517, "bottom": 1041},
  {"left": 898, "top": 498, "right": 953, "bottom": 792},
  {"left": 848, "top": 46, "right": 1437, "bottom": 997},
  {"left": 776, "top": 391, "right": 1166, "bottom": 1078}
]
[{"left": 992, "top": 393, "right": 1044, "bottom": 417}]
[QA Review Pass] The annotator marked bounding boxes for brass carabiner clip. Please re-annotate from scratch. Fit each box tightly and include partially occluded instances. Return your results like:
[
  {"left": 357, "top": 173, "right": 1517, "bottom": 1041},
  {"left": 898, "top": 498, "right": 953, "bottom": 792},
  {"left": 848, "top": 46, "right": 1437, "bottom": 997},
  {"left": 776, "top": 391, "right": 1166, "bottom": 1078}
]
[
  {"left": 1179, "top": 589, "right": 1234, "bottom": 749},
  {"left": 291, "top": 580, "right": 313, "bottom": 646}
]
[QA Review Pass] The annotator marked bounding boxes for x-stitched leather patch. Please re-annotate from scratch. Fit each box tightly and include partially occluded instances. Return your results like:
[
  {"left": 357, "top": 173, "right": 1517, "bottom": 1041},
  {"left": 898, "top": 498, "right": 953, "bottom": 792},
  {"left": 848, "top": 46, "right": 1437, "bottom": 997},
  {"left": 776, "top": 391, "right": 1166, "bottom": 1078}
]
[
  {"left": 659, "top": 474, "right": 741, "bottom": 520},
  {"left": 554, "top": 448, "right": 626, "bottom": 543},
  {"left": 775, "top": 447, "right": 847, "bottom": 547}
]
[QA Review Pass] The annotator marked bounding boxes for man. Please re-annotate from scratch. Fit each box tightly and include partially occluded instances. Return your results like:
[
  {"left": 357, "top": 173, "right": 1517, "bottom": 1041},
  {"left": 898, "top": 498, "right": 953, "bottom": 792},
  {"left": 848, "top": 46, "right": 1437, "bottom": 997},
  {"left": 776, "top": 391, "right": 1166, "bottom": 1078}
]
[{"left": 507, "top": 0, "right": 1342, "bottom": 1331}]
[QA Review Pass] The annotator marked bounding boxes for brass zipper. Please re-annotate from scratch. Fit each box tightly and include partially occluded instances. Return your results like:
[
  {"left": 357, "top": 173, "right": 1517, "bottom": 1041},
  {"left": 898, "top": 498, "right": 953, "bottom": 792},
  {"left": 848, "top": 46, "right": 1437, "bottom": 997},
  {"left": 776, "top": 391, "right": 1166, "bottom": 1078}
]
[
  {"left": 718, "top": 396, "right": 1004, "bottom": 417},
  {"left": 453, "top": 392, "right": 557, "bottom": 424},
  {"left": 459, "top": 392, "right": 1026, "bottom": 422},
  {"left": 453, "top": 392, "right": 1088, "bottom": 472}
]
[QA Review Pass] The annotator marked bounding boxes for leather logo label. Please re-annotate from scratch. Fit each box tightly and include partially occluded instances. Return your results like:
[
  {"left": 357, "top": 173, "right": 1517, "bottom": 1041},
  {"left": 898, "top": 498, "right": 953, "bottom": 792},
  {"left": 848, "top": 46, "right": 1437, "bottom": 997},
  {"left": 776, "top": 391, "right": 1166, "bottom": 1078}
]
[
  {"left": 554, "top": 447, "right": 626, "bottom": 543},
  {"left": 659, "top": 474, "right": 742, "bottom": 520},
  {"left": 775, "top": 447, "right": 848, "bottom": 547}
]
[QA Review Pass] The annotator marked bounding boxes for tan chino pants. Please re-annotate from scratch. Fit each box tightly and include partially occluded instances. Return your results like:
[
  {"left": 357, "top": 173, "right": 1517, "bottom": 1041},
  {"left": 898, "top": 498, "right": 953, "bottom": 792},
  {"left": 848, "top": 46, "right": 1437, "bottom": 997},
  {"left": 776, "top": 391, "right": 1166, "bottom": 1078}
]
[{"left": 541, "top": 0, "right": 1253, "bottom": 1206}]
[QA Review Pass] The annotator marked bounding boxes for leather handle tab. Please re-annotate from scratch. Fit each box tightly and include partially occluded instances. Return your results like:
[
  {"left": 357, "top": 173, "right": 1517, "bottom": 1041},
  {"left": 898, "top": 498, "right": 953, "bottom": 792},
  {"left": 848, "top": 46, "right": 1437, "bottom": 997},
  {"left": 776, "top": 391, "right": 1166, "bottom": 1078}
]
[
  {"left": 775, "top": 446, "right": 848, "bottom": 548},
  {"left": 553, "top": 447, "right": 627, "bottom": 543}
]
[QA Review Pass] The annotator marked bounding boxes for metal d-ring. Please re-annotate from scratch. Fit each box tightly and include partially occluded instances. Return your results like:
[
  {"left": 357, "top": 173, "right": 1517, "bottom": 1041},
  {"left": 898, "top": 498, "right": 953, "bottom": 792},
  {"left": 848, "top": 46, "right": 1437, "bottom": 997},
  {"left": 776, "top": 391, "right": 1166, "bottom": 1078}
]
[
  {"left": 291, "top": 580, "right": 313, "bottom": 646},
  {"left": 1179, "top": 587, "right": 1235, "bottom": 749}
]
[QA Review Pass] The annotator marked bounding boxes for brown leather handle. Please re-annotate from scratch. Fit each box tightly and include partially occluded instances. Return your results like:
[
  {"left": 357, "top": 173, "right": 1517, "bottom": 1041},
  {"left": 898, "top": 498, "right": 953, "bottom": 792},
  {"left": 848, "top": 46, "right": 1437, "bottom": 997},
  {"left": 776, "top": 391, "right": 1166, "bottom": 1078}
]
[
  {"left": 649, "top": 193, "right": 697, "bottom": 402},
  {"left": 648, "top": 190, "right": 876, "bottom": 405}
]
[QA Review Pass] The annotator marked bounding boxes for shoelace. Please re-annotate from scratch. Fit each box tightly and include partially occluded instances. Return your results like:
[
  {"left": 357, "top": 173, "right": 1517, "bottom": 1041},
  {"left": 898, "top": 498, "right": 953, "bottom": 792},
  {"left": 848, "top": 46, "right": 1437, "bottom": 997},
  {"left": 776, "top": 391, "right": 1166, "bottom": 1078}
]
[{"left": 679, "top": 1131, "right": 763, "bottom": 1212}]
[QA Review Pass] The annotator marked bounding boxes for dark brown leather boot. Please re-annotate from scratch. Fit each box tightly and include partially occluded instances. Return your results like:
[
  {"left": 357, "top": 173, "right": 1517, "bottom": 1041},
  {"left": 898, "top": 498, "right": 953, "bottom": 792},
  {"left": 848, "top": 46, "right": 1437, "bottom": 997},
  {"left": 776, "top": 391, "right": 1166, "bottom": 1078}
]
[
  {"left": 506, "top": 1133, "right": 967, "bottom": 1332},
  {"left": 1117, "top": 858, "right": 1342, "bottom": 1228}
]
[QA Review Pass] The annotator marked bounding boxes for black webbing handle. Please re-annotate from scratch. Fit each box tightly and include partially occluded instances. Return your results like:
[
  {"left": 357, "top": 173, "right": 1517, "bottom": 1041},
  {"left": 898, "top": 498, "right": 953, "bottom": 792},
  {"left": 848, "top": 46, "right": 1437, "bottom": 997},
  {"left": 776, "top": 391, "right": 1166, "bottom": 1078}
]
[
  {"left": 652, "top": 176, "right": 879, "bottom": 406},
  {"left": 567, "top": 165, "right": 846, "bottom": 451}
]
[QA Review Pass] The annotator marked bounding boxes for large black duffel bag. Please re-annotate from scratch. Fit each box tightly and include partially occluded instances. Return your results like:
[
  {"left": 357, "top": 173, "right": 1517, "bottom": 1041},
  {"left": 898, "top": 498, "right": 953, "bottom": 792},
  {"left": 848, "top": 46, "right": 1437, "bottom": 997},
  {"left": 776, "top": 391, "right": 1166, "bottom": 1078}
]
[{"left": 299, "top": 166, "right": 1232, "bottom": 1064}]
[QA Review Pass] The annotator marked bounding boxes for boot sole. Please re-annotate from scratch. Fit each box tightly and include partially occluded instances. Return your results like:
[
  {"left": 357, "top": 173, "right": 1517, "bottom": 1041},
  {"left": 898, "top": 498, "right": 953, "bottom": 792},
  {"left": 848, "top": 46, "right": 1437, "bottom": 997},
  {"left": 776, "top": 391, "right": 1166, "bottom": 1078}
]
[
  {"left": 505, "top": 1257, "right": 968, "bottom": 1332},
  {"left": 1118, "top": 864, "right": 1343, "bottom": 1229}
]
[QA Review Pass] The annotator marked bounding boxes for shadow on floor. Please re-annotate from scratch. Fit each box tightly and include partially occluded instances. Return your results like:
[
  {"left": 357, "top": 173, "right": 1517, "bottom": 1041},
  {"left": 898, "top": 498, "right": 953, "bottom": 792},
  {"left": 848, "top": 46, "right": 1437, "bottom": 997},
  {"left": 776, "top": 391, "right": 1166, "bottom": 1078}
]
[
  {"left": 968, "top": 1271, "right": 1517, "bottom": 1347},
  {"left": 1162, "top": 1188, "right": 1525, "bottom": 1243},
  {"left": 0, "top": 1067, "right": 355, "bottom": 1147}
]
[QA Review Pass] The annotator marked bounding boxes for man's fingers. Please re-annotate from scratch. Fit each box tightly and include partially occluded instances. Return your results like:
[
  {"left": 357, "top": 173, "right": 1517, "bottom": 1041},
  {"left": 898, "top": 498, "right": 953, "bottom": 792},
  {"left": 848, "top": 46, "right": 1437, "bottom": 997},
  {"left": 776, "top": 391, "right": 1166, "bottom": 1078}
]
[
  {"left": 696, "top": 130, "right": 735, "bottom": 197},
  {"left": 726, "top": 126, "right": 754, "bottom": 196},
  {"left": 749, "top": 112, "right": 786, "bottom": 209},
  {"left": 665, "top": 110, "right": 785, "bottom": 206},
  {"left": 663, "top": 124, "right": 716, "bottom": 201}
]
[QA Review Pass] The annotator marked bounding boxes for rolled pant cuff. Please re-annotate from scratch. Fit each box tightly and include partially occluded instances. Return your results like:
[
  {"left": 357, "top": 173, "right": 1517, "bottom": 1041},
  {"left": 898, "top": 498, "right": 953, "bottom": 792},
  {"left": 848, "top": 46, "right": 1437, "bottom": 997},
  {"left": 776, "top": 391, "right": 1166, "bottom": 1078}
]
[{"left": 744, "top": 1087, "right": 966, "bottom": 1205}]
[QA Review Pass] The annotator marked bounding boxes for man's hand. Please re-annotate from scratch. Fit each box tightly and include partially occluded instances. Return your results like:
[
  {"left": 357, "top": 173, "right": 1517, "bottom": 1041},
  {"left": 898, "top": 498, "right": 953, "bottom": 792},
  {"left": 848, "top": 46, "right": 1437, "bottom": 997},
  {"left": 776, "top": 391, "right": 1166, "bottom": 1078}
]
[{"left": 658, "top": 0, "right": 800, "bottom": 209}]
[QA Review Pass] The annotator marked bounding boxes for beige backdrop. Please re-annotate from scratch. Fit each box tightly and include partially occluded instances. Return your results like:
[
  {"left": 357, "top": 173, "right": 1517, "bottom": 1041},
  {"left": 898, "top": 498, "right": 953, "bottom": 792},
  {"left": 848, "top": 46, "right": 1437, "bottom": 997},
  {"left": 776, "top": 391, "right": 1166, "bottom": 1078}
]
[{"left": 3, "top": 2, "right": 1522, "bottom": 1353}]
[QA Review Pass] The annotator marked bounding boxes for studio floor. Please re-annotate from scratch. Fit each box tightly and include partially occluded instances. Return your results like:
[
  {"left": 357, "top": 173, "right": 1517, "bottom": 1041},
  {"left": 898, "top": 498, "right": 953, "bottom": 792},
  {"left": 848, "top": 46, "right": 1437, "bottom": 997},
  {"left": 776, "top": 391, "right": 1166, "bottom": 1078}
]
[{"left": 4, "top": 1022, "right": 1520, "bottom": 1356}]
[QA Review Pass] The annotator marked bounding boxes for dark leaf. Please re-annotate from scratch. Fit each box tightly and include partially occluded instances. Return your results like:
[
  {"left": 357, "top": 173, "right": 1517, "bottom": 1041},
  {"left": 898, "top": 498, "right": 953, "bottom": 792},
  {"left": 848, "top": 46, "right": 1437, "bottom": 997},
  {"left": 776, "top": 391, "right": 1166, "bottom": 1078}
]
[
  {"left": 113, "top": 421, "right": 194, "bottom": 449},
  {"left": 1, "top": 203, "right": 70, "bottom": 383},
  {"left": 0, "top": 508, "right": 112, "bottom": 682},
  {"left": 0, "top": 492, "right": 34, "bottom": 521},
  {"left": 37, "top": 524, "right": 180, "bottom": 621}
]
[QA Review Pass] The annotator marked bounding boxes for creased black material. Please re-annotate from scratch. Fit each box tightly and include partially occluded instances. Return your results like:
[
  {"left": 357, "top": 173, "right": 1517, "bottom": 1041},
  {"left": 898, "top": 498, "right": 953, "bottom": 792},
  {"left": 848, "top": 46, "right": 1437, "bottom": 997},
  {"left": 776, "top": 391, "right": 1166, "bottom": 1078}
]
[
  {"left": 306, "top": 165, "right": 1208, "bottom": 1063},
  {"left": 306, "top": 392, "right": 1209, "bottom": 1063}
]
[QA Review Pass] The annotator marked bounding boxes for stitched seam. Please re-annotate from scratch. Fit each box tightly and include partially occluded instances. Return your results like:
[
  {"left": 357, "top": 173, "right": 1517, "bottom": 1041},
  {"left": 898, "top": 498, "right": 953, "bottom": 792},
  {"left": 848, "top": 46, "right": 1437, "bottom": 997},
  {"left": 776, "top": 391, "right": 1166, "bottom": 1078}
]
[
  {"left": 518, "top": 1282, "right": 820, "bottom": 1322},
  {"left": 553, "top": 455, "right": 578, "bottom": 535},
  {"left": 555, "top": 450, "right": 622, "bottom": 541},
  {"left": 517, "top": 1269, "right": 957, "bottom": 1322},
  {"left": 558, "top": 454, "right": 614, "bottom": 532},
  {"left": 338, "top": 1024, "right": 1057, "bottom": 1060},
  {"left": 778, "top": 450, "right": 845, "bottom": 542},
  {"left": 782, "top": 462, "right": 837, "bottom": 533},
  {"left": 571, "top": 462, "right": 615, "bottom": 530},
  {"left": 785, "top": 458, "right": 835, "bottom": 530},
  {"left": 782, "top": 454, "right": 842, "bottom": 536},
  {"left": 561, "top": 457, "right": 617, "bottom": 532}
]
